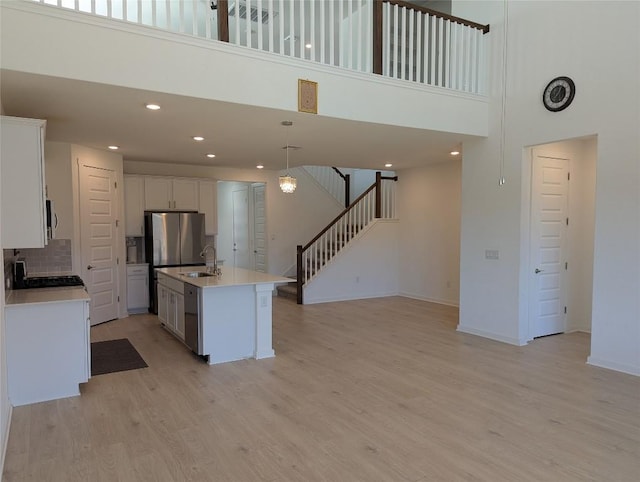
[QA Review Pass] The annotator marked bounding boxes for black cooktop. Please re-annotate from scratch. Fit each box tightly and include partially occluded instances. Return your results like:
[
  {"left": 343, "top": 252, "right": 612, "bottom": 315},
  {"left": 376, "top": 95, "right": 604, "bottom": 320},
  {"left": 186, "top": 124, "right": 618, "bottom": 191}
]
[{"left": 21, "top": 275, "right": 85, "bottom": 289}]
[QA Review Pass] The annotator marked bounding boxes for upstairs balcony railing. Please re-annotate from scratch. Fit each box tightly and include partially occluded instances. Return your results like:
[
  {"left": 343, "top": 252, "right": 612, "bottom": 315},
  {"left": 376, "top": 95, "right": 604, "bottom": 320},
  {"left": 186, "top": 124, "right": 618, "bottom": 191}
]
[{"left": 32, "top": 0, "right": 489, "bottom": 94}]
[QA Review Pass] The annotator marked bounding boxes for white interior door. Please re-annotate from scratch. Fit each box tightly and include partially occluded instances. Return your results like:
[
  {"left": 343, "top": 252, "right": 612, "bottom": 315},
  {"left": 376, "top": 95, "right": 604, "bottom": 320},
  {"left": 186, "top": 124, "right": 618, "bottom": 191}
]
[
  {"left": 80, "top": 165, "right": 119, "bottom": 325},
  {"left": 529, "top": 153, "right": 569, "bottom": 338},
  {"left": 252, "top": 183, "right": 267, "bottom": 273},
  {"left": 232, "top": 187, "right": 250, "bottom": 269}
]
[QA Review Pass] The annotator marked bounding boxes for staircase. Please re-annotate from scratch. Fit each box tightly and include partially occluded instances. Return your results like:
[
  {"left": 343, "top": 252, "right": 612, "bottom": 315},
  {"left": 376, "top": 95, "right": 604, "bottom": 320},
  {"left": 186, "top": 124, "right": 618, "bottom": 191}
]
[
  {"left": 303, "top": 166, "right": 351, "bottom": 207},
  {"left": 287, "top": 172, "right": 398, "bottom": 304},
  {"left": 276, "top": 282, "right": 298, "bottom": 302}
]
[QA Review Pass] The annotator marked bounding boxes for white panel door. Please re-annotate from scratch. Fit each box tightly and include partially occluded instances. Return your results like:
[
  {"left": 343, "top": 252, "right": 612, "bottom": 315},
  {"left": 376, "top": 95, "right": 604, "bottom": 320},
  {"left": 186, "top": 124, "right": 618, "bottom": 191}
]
[
  {"left": 80, "top": 165, "right": 119, "bottom": 325},
  {"left": 530, "top": 154, "right": 569, "bottom": 338},
  {"left": 232, "top": 187, "right": 250, "bottom": 269},
  {"left": 252, "top": 183, "right": 267, "bottom": 272}
]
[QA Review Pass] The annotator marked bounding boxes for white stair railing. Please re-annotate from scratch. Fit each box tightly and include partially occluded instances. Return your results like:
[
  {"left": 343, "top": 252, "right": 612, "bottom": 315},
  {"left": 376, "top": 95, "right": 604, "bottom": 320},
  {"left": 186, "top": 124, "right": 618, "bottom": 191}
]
[
  {"left": 303, "top": 166, "right": 349, "bottom": 207},
  {"left": 30, "top": 0, "right": 489, "bottom": 95}
]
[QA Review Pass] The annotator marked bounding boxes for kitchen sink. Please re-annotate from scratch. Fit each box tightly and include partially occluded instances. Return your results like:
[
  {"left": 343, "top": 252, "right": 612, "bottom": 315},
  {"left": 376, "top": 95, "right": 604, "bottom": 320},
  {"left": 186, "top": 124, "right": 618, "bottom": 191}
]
[{"left": 181, "top": 272, "right": 214, "bottom": 278}]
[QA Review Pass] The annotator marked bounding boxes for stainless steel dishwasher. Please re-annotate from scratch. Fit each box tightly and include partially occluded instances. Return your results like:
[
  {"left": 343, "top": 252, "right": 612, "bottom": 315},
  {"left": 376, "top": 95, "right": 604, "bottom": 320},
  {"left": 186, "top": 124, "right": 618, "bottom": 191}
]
[{"left": 184, "top": 283, "right": 203, "bottom": 355}]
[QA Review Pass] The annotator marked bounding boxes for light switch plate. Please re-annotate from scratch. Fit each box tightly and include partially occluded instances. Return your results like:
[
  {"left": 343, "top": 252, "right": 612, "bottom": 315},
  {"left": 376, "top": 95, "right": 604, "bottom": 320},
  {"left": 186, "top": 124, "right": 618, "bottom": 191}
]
[{"left": 485, "top": 249, "right": 499, "bottom": 260}]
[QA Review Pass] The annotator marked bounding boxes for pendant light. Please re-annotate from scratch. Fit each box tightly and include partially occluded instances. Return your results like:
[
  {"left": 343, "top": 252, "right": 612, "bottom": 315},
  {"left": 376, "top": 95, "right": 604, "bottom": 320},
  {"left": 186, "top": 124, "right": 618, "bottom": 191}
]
[{"left": 279, "top": 120, "right": 297, "bottom": 194}]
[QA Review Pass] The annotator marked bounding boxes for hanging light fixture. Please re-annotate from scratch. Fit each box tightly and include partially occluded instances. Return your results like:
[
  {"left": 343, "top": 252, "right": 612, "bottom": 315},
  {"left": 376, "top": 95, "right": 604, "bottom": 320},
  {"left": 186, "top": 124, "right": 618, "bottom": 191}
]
[{"left": 279, "top": 120, "right": 297, "bottom": 194}]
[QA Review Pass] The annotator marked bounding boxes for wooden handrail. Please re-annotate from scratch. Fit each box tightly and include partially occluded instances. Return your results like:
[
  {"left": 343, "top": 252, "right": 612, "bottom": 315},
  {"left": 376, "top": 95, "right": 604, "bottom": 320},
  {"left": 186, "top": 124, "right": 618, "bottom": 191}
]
[
  {"left": 331, "top": 167, "right": 351, "bottom": 207},
  {"left": 302, "top": 183, "right": 377, "bottom": 252},
  {"left": 331, "top": 167, "right": 347, "bottom": 181},
  {"left": 384, "top": 0, "right": 490, "bottom": 34}
]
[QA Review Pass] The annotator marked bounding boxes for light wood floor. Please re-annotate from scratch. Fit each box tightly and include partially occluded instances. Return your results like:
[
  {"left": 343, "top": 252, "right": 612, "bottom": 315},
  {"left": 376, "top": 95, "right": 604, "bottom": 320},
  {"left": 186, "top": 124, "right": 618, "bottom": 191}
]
[{"left": 3, "top": 296, "right": 639, "bottom": 481}]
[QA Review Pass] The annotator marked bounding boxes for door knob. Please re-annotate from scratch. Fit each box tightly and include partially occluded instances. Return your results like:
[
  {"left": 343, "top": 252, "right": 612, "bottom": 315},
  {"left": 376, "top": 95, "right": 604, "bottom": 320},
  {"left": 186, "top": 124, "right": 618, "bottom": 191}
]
[
  {"left": 535, "top": 268, "right": 543, "bottom": 274},
  {"left": 87, "top": 264, "right": 95, "bottom": 270}
]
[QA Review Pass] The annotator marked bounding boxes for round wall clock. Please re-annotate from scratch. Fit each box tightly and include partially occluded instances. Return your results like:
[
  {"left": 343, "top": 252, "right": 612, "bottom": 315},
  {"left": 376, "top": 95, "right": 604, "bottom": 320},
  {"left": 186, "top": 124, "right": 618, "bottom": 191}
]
[{"left": 543, "top": 76, "right": 576, "bottom": 112}]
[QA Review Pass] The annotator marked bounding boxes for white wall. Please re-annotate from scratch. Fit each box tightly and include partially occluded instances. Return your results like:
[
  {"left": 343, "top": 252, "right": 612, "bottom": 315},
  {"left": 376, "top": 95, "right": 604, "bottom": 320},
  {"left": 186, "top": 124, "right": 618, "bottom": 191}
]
[
  {"left": 124, "top": 162, "right": 343, "bottom": 277},
  {"left": 0, "top": 104, "right": 10, "bottom": 474},
  {"left": 397, "top": 160, "right": 461, "bottom": 306},
  {"left": 303, "top": 220, "right": 399, "bottom": 304},
  {"left": 0, "top": 1, "right": 488, "bottom": 137},
  {"left": 568, "top": 137, "right": 596, "bottom": 333},
  {"left": 453, "top": 1, "right": 639, "bottom": 374}
]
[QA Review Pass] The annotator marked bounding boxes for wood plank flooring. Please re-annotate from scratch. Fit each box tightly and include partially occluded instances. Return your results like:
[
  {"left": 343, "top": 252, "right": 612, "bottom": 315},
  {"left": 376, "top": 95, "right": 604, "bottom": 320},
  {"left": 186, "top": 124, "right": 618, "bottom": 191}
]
[{"left": 3, "top": 296, "right": 639, "bottom": 481}]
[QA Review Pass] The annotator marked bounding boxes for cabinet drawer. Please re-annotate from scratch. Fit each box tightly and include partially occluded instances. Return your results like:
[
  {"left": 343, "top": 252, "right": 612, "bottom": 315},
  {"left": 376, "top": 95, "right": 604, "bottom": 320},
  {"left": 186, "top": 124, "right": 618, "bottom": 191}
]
[
  {"left": 157, "top": 273, "right": 183, "bottom": 294},
  {"left": 157, "top": 272, "right": 168, "bottom": 285},
  {"left": 164, "top": 276, "right": 184, "bottom": 294},
  {"left": 127, "top": 266, "right": 147, "bottom": 275}
]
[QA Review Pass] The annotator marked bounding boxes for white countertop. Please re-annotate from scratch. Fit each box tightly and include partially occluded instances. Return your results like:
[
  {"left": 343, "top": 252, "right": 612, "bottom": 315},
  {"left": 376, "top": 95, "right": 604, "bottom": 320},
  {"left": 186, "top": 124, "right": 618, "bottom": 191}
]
[
  {"left": 5, "top": 287, "right": 90, "bottom": 307},
  {"left": 157, "top": 266, "right": 293, "bottom": 289}
]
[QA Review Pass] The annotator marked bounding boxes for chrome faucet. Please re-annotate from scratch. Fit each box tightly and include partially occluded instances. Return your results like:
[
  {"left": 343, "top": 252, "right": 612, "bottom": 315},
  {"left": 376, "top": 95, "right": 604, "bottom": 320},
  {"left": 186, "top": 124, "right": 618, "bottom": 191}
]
[{"left": 199, "top": 244, "right": 220, "bottom": 275}]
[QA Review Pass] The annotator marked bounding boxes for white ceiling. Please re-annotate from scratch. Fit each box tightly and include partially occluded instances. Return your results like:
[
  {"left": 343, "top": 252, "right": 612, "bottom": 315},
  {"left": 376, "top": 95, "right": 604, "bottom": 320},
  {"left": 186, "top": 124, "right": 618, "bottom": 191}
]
[{"left": 0, "top": 69, "right": 469, "bottom": 172}]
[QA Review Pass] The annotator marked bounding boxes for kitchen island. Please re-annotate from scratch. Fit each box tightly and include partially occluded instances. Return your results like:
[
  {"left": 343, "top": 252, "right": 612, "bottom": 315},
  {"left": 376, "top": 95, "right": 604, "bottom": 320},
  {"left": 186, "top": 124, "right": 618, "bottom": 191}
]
[{"left": 156, "top": 266, "right": 292, "bottom": 365}]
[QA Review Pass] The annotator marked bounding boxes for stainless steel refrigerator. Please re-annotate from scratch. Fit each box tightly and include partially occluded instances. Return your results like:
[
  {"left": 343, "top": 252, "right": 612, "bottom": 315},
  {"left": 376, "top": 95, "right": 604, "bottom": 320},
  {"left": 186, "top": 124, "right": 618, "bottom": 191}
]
[{"left": 144, "top": 211, "right": 205, "bottom": 313}]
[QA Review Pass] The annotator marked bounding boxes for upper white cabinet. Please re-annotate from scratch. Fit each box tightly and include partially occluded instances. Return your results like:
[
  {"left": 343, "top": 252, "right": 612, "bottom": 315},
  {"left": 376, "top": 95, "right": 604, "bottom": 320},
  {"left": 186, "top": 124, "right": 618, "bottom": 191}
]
[
  {"left": 172, "top": 179, "right": 199, "bottom": 211},
  {"left": 198, "top": 179, "right": 218, "bottom": 235},
  {"left": 124, "top": 175, "right": 217, "bottom": 237},
  {"left": 144, "top": 177, "right": 198, "bottom": 211},
  {"left": 124, "top": 175, "right": 145, "bottom": 236},
  {"left": 1, "top": 116, "right": 47, "bottom": 248}
]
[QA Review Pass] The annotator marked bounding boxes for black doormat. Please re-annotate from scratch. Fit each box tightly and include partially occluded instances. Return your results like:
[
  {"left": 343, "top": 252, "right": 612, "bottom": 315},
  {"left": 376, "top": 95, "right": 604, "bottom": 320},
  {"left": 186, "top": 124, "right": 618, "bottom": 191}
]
[{"left": 91, "top": 338, "right": 148, "bottom": 376}]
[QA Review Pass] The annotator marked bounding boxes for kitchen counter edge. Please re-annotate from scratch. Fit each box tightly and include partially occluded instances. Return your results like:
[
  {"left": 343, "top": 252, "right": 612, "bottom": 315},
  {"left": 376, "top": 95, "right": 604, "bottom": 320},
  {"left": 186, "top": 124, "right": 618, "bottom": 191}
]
[
  {"left": 156, "top": 266, "right": 293, "bottom": 289},
  {"left": 5, "top": 287, "right": 91, "bottom": 306}
]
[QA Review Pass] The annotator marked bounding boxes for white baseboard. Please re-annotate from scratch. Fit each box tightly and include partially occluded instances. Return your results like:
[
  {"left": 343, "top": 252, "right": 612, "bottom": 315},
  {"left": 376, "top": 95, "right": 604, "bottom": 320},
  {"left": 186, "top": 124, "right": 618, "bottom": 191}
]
[
  {"left": 399, "top": 291, "right": 459, "bottom": 308},
  {"left": 303, "top": 290, "right": 399, "bottom": 305},
  {"left": 456, "top": 325, "right": 527, "bottom": 346},
  {"left": 1, "top": 404, "right": 12, "bottom": 476},
  {"left": 587, "top": 356, "right": 640, "bottom": 377}
]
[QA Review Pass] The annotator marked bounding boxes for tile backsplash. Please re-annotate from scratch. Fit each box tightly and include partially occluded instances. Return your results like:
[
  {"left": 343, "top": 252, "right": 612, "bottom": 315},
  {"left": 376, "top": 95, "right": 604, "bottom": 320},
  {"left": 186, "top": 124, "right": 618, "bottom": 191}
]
[{"left": 16, "top": 239, "right": 73, "bottom": 276}]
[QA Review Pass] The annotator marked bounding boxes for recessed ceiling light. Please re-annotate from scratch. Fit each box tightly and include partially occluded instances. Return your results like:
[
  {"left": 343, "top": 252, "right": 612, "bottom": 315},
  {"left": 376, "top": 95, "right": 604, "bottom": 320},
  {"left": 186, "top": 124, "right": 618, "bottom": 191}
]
[
  {"left": 193, "top": 136, "right": 204, "bottom": 141},
  {"left": 145, "top": 104, "right": 161, "bottom": 110},
  {"left": 108, "top": 145, "right": 119, "bottom": 150},
  {"left": 385, "top": 163, "right": 393, "bottom": 167},
  {"left": 256, "top": 165, "right": 264, "bottom": 169},
  {"left": 206, "top": 153, "right": 216, "bottom": 158},
  {"left": 450, "top": 151, "right": 460, "bottom": 156}
]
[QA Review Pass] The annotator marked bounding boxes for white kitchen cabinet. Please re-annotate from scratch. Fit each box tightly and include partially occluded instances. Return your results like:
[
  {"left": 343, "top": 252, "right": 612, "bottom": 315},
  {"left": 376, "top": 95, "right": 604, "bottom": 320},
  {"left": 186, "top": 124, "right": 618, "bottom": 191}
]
[
  {"left": 1, "top": 116, "right": 47, "bottom": 248},
  {"left": 172, "top": 178, "right": 199, "bottom": 210},
  {"left": 144, "top": 177, "right": 198, "bottom": 211},
  {"left": 5, "top": 295, "right": 90, "bottom": 406},
  {"left": 198, "top": 179, "right": 218, "bottom": 235},
  {"left": 124, "top": 175, "right": 145, "bottom": 236},
  {"left": 127, "top": 263, "right": 149, "bottom": 314},
  {"left": 158, "top": 284, "right": 169, "bottom": 325},
  {"left": 157, "top": 272, "right": 185, "bottom": 340},
  {"left": 174, "top": 292, "right": 185, "bottom": 339}
]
